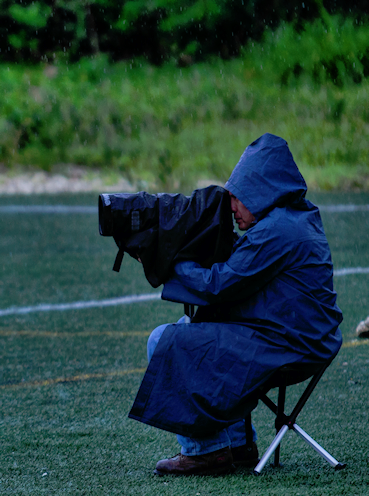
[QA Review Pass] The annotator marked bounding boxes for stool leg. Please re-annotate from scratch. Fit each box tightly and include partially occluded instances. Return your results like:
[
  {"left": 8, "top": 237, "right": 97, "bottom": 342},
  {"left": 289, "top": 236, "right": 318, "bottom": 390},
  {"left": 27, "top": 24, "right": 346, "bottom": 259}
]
[
  {"left": 292, "top": 423, "right": 346, "bottom": 470},
  {"left": 273, "top": 383, "right": 286, "bottom": 468},
  {"left": 273, "top": 443, "right": 281, "bottom": 467},
  {"left": 253, "top": 425, "right": 289, "bottom": 475}
]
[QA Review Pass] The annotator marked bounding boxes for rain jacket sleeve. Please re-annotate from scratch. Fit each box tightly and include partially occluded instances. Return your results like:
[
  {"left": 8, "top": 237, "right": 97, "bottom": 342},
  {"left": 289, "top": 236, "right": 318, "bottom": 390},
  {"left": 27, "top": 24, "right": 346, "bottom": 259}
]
[{"left": 162, "top": 208, "right": 317, "bottom": 306}]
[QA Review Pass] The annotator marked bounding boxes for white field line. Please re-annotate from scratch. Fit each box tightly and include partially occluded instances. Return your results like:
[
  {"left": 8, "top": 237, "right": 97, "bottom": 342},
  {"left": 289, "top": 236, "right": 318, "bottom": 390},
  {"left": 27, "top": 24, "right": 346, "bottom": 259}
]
[
  {"left": 0, "top": 203, "right": 368, "bottom": 317},
  {"left": 334, "top": 267, "right": 369, "bottom": 276},
  {"left": 0, "top": 266, "right": 368, "bottom": 317},
  {"left": 319, "top": 204, "right": 369, "bottom": 212},
  {"left": 0, "top": 205, "right": 97, "bottom": 214},
  {"left": 0, "top": 204, "right": 369, "bottom": 214},
  {"left": 0, "top": 293, "right": 162, "bottom": 317}
]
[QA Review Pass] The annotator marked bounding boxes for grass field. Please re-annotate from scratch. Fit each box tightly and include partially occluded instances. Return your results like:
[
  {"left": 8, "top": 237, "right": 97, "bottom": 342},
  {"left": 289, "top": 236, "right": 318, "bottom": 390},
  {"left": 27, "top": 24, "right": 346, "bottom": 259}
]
[{"left": 1, "top": 190, "right": 369, "bottom": 495}]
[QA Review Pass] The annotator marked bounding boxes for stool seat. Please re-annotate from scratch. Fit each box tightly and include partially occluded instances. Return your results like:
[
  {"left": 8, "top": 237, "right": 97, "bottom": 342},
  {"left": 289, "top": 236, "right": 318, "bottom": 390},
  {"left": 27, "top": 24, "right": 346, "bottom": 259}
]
[{"left": 263, "top": 363, "right": 323, "bottom": 389}]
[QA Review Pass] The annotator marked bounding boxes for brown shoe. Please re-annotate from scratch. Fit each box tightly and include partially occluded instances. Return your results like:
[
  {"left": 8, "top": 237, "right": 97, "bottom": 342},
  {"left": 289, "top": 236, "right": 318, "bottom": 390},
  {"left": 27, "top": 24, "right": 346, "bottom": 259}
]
[
  {"left": 231, "top": 442, "right": 259, "bottom": 467},
  {"left": 154, "top": 446, "right": 234, "bottom": 476}
]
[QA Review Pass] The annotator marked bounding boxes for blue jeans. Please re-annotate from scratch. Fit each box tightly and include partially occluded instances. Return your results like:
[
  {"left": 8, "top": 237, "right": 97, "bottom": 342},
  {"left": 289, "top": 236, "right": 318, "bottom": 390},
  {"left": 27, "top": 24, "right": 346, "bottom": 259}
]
[{"left": 147, "top": 317, "right": 258, "bottom": 456}]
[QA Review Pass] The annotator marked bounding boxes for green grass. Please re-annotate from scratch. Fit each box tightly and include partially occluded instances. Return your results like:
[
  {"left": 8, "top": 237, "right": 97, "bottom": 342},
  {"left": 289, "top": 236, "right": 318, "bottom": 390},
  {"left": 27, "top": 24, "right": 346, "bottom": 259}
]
[{"left": 1, "top": 191, "right": 369, "bottom": 494}]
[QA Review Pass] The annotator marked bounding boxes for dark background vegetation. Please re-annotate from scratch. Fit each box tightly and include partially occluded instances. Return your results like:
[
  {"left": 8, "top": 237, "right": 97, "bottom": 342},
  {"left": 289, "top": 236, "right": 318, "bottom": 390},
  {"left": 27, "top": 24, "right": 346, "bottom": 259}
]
[{"left": 0, "top": 0, "right": 368, "bottom": 66}]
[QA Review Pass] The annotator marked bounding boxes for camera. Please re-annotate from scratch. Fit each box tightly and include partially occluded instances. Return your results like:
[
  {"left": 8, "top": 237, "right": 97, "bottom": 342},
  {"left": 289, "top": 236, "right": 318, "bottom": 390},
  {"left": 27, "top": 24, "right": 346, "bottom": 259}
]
[{"left": 98, "top": 186, "right": 234, "bottom": 288}]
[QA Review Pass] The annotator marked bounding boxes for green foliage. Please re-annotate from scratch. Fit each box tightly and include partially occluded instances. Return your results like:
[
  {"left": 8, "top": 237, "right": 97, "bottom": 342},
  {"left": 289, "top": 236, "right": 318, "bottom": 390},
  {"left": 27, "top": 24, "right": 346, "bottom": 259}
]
[
  {"left": 0, "top": 0, "right": 367, "bottom": 64},
  {"left": 6, "top": 1, "right": 52, "bottom": 54},
  {"left": 247, "top": 14, "right": 369, "bottom": 87},
  {"left": 9, "top": 2, "right": 51, "bottom": 28},
  {"left": 2, "top": 42, "right": 369, "bottom": 191},
  {"left": 1, "top": 7, "right": 369, "bottom": 190},
  {"left": 153, "top": 0, "right": 226, "bottom": 32},
  {"left": 117, "top": 0, "right": 145, "bottom": 31}
]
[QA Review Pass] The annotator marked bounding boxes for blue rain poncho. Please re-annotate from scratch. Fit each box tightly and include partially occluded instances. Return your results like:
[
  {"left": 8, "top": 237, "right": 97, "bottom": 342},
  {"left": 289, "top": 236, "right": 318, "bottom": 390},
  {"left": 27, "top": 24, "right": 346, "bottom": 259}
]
[{"left": 129, "top": 133, "right": 343, "bottom": 437}]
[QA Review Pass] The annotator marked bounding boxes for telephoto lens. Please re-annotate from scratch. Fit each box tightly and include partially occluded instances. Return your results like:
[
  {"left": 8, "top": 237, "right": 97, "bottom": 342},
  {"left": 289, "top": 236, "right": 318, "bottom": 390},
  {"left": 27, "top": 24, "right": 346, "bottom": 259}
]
[
  {"left": 98, "top": 186, "right": 234, "bottom": 286},
  {"left": 98, "top": 194, "right": 114, "bottom": 236},
  {"left": 98, "top": 192, "right": 158, "bottom": 238}
]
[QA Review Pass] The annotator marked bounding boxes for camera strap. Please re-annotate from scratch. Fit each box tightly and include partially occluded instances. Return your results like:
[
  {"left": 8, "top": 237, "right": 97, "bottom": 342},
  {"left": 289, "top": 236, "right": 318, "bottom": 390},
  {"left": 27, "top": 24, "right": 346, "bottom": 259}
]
[{"left": 113, "top": 248, "right": 124, "bottom": 272}]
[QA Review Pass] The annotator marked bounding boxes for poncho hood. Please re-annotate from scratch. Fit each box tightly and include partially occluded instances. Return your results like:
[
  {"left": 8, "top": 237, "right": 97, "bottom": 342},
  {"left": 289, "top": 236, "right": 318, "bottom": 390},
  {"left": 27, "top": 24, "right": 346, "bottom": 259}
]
[{"left": 224, "top": 133, "right": 307, "bottom": 220}]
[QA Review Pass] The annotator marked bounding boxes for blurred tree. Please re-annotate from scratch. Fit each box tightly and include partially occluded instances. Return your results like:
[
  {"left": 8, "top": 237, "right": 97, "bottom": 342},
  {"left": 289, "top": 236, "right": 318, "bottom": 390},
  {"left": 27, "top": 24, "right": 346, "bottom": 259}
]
[
  {"left": 0, "top": 0, "right": 52, "bottom": 61},
  {"left": 0, "top": 0, "right": 367, "bottom": 64}
]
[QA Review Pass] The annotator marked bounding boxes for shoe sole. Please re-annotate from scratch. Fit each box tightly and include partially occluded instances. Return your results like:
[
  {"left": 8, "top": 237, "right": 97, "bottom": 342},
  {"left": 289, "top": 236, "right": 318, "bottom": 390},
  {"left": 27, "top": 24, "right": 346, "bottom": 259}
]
[{"left": 153, "top": 463, "right": 236, "bottom": 477}]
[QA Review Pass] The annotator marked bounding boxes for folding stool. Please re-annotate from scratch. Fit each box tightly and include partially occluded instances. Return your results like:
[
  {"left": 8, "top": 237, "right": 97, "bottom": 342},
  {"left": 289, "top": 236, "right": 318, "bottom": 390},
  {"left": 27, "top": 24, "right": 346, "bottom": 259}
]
[
  {"left": 244, "top": 362, "right": 346, "bottom": 475},
  {"left": 184, "top": 304, "right": 346, "bottom": 474}
]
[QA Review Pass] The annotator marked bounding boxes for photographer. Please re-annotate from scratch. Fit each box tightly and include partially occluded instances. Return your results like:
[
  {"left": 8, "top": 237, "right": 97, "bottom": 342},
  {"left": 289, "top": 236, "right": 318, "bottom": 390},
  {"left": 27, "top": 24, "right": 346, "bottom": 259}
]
[{"left": 128, "top": 133, "right": 343, "bottom": 476}]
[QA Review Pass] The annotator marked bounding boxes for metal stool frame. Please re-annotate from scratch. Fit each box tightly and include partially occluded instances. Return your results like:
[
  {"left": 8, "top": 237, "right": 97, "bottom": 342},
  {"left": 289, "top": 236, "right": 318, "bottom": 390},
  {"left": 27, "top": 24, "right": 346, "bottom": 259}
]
[{"left": 247, "top": 364, "right": 346, "bottom": 475}]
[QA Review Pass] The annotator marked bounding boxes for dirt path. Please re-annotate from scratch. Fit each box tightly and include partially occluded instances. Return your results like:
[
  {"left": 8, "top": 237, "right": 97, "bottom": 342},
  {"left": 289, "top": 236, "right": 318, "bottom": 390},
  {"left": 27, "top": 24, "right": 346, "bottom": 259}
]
[
  {"left": 0, "top": 166, "right": 217, "bottom": 195},
  {"left": 0, "top": 167, "right": 135, "bottom": 194}
]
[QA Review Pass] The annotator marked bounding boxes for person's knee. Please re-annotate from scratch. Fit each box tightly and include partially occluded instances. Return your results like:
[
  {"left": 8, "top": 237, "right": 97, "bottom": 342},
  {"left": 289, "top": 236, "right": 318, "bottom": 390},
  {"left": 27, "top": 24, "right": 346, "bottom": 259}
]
[
  {"left": 147, "top": 324, "right": 169, "bottom": 362},
  {"left": 147, "top": 316, "right": 186, "bottom": 362}
]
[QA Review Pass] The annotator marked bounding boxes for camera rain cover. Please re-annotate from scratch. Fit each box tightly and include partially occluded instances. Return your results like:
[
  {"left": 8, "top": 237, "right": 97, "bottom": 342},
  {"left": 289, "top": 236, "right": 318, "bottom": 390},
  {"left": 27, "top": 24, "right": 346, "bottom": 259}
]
[{"left": 99, "top": 185, "right": 235, "bottom": 288}]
